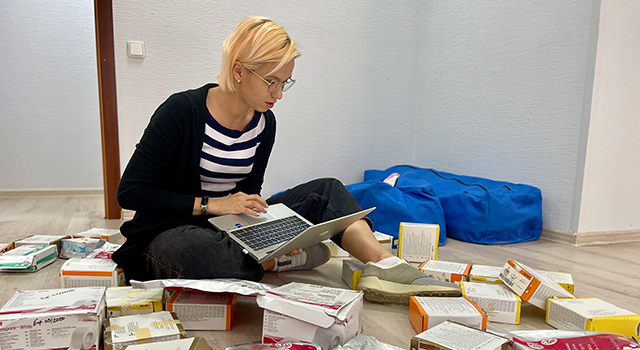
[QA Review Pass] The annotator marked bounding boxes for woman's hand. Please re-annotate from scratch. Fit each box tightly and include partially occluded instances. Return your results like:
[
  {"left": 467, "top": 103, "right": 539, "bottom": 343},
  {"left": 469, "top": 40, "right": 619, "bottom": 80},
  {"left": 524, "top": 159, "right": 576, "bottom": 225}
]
[{"left": 204, "top": 192, "right": 268, "bottom": 216}]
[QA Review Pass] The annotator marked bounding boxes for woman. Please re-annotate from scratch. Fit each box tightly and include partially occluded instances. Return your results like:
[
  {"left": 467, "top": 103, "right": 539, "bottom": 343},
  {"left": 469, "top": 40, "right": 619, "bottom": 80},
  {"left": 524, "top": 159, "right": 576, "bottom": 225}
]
[{"left": 113, "top": 16, "right": 459, "bottom": 305}]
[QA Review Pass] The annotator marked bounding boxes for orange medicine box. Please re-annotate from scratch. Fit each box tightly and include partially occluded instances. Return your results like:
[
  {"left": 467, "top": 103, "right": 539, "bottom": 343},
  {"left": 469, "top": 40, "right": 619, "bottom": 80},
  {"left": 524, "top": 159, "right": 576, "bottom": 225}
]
[
  {"left": 164, "top": 289, "right": 237, "bottom": 330},
  {"left": 469, "top": 264, "right": 575, "bottom": 294},
  {"left": 460, "top": 281, "right": 522, "bottom": 324},
  {"left": 60, "top": 258, "right": 126, "bottom": 287},
  {"left": 73, "top": 227, "right": 125, "bottom": 244},
  {"left": 0, "top": 242, "right": 14, "bottom": 255},
  {"left": 418, "top": 260, "right": 472, "bottom": 283},
  {"left": 499, "top": 259, "right": 574, "bottom": 310},
  {"left": 409, "top": 296, "right": 487, "bottom": 333}
]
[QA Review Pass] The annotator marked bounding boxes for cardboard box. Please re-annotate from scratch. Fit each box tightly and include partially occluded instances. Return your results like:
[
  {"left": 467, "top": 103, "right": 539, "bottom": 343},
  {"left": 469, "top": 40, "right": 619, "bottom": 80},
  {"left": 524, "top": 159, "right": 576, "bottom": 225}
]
[
  {"left": 460, "top": 281, "right": 521, "bottom": 324},
  {"left": 410, "top": 320, "right": 509, "bottom": 350},
  {"left": 0, "top": 244, "right": 58, "bottom": 272},
  {"left": 61, "top": 258, "right": 126, "bottom": 288},
  {"left": 373, "top": 231, "right": 394, "bottom": 253},
  {"left": 164, "top": 289, "right": 237, "bottom": 330},
  {"left": 14, "top": 234, "right": 70, "bottom": 253},
  {"left": 409, "top": 296, "right": 488, "bottom": 333},
  {"left": 106, "top": 286, "right": 164, "bottom": 317},
  {"left": 121, "top": 337, "right": 213, "bottom": 350},
  {"left": 73, "top": 227, "right": 125, "bottom": 244},
  {"left": 537, "top": 270, "right": 574, "bottom": 294},
  {"left": 398, "top": 223, "right": 439, "bottom": 263},
  {"left": 469, "top": 264, "right": 504, "bottom": 284},
  {"left": 0, "top": 242, "right": 13, "bottom": 255},
  {"left": 546, "top": 297, "right": 640, "bottom": 339},
  {"left": 418, "top": 259, "right": 472, "bottom": 283},
  {"left": 60, "top": 237, "right": 106, "bottom": 259},
  {"left": 409, "top": 296, "right": 487, "bottom": 333},
  {"left": 104, "top": 311, "right": 187, "bottom": 350},
  {"left": 0, "top": 286, "right": 106, "bottom": 350},
  {"left": 342, "top": 259, "right": 365, "bottom": 290},
  {"left": 327, "top": 240, "right": 350, "bottom": 258},
  {"left": 469, "top": 264, "right": 575, "bottom": 294},
  {"left": 257, "top": 282, "right": 364, "bottom": 350},
  {"left": 499, "top": 259, "right": 574, "bottom": 310}
]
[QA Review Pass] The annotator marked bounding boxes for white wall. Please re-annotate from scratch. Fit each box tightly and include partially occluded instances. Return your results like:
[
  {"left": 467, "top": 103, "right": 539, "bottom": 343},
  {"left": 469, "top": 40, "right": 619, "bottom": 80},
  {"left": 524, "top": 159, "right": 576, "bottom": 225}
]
[
  {"left": 578, "top": 0, "right": 640, "bottom": 233},
  {"left": 0, "top": 0, "right": 102, "bottom": 189},
  {"left": 112, "top": 1, "right": 604, "bottom": 233},
  {"left": 112, "top": 1, "right": 420, "bottom": 197},
  {"left": 414, "top": 1, "right": 598, "bottom": 232}
]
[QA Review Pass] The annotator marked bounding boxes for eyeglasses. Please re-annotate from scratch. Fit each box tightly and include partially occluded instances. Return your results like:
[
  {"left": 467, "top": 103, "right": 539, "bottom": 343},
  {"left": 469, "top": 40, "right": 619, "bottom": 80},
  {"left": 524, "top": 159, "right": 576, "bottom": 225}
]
[{"left": 242, "top": 64, "right": 296, "bottom": 93}]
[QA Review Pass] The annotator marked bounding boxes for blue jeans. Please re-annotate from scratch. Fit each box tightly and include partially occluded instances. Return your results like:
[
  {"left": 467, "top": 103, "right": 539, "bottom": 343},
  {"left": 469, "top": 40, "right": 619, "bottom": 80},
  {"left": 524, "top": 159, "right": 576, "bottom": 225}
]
[{"left": 143, "top": 178, "right": 369, "bottom": 281}]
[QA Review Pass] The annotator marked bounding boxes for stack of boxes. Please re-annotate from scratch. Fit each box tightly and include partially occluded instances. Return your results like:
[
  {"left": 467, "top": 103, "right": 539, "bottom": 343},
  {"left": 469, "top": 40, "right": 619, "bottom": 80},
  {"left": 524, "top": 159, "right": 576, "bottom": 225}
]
[{"left": 340, "top": 221, "right": 639, "bottom": 346}]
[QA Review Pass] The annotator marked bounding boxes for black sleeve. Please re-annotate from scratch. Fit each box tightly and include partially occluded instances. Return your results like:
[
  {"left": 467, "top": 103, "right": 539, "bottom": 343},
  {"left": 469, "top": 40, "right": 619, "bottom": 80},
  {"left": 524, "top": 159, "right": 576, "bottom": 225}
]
[
  {"left": 234, "top": 111, "right": 276, "bottom": 196},
  {"left": 116, "top": 94, "right": 195, "bottom": 215}
]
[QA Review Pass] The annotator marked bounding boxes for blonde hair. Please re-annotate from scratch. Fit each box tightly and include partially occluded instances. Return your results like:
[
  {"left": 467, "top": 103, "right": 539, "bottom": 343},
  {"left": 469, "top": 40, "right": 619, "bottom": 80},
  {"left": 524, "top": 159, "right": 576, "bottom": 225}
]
[{"left": 217, "top": 16, "right": 301, "bottom": 92}]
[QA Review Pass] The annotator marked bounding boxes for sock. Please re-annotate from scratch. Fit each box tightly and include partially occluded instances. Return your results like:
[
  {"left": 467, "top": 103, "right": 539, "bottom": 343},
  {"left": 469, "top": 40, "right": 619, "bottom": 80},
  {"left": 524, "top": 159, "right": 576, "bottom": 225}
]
[
  {"left": 375, "top": 256, "right": 401, "bottom": 266},
  {"left": 275, "top": 250, "right": 308, "bottom": 272},
  {"left": 268, "top": 258, "right": 278, "bottom": 272}
]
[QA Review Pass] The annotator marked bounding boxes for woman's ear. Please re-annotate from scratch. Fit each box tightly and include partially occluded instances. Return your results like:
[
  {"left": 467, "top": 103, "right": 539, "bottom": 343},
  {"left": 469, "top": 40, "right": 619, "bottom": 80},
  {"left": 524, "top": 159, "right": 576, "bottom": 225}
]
[{"left": 232, "top": 61, "right": 244, "bottom": 82}]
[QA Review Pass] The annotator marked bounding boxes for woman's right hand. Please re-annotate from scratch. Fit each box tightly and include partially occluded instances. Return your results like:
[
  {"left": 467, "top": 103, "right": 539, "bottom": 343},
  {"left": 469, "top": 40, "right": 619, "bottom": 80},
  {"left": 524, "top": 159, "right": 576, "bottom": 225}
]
[{"left": 207, "top": 192, "right": 268, "bottom": 216}]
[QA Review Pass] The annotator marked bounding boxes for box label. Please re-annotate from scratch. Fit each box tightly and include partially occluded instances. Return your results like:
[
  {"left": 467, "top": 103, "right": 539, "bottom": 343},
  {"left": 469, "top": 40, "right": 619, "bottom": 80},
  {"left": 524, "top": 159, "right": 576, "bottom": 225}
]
[
  {"left": 398, "top": 223, "right": 439, "bottom": 263},
  {"left": 109, "top": 312, "right": 181, "bottom": 348},
  {"left": 415, "top": 321, "right": 507, "bottom": 350},
  {"left": 499, "top": 261, "right": 531, "bottom": 296}
]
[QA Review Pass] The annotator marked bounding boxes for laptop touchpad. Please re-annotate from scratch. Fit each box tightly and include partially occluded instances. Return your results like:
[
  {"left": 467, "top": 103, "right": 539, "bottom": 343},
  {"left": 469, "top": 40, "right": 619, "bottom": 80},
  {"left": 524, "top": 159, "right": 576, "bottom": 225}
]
[{"left": 236, "top": 210, "right": 276, "bottom": 226}]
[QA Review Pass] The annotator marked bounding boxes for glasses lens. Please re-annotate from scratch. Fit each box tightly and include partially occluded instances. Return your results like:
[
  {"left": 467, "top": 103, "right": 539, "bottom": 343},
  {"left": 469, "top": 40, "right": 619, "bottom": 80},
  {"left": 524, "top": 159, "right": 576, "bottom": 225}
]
[{"left": 282, "top": 79, "right": 295, "bottom": 92}]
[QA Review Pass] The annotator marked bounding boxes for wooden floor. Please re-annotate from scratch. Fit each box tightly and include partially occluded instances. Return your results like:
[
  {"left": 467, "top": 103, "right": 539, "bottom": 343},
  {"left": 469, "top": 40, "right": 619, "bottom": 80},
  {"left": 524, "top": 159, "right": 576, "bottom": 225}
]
[{"left": 1, "top": 194, "right": 639, "bottom": 349}]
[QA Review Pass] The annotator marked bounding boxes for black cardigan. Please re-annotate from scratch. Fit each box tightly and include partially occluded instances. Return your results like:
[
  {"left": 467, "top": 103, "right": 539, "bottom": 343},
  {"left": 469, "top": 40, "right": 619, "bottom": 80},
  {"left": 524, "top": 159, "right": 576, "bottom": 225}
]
[{"left": 112, "top": 83, "right": 276, "bottom": 281}]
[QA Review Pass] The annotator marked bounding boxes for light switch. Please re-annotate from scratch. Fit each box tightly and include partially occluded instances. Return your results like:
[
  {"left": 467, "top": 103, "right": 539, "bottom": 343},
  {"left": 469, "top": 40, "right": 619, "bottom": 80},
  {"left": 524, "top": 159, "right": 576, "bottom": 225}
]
[{"left": 127, "top": 41, "right": 145, "bottom": 58}]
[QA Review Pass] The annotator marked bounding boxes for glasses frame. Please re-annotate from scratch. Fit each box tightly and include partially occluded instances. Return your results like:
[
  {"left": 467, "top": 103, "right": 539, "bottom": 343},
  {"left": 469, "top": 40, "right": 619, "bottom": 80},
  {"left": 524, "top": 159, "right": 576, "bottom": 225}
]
[{"left": 242, "top": 64, "right": 296, "bottom": 93}]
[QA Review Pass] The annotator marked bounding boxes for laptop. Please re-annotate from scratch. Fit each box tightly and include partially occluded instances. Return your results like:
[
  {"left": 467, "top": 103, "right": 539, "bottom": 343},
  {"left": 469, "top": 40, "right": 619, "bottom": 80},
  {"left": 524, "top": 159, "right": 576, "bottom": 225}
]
[{"left": 208, "top": 203, "right": 375, "bottom": 263}]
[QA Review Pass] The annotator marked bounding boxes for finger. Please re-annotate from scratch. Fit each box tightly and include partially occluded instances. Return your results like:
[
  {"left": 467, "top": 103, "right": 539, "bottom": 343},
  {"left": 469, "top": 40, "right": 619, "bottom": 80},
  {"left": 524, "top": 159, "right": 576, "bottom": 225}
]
[
  {"left": 244, "top": 207, "right": 261, "bottom": 216},
  {"left": 247, "top": 195, "right": 268, "bottom": 212}
]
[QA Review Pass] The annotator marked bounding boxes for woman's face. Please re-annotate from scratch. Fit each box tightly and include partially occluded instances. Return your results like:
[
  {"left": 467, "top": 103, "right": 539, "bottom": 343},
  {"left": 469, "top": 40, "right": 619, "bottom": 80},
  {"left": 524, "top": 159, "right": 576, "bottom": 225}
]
[{"left": 240, "top": 60, "right": 295, "bottom": 113}]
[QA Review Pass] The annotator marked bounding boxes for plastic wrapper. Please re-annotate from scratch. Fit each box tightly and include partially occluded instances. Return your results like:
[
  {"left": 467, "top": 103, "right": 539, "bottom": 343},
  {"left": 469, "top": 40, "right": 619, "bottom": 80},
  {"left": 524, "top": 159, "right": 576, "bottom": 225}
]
[
  {"left": 509, "top": 330, "right": 639, "bottom": 350},
  {"left": 130, "top": 278, "right": 274, "bottom": 296},
  {"left": 225, "top": 340, "right": 321, "bottom": 350},
  {"left": 224, "top": 334, "right": 400, "bottom": 350},
  {"left": 85, "top": 241, "right": 121, "bottom": 259},
  {"left": 333, "top": 334, "right": 404, "bottom": 350}
]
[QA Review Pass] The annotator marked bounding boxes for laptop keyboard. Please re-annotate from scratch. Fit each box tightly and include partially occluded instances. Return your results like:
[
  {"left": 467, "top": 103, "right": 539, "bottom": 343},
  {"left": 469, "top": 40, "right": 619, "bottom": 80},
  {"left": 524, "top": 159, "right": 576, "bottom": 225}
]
[{"left": 233, "top": 215, "right": 312, "bottom": 251}]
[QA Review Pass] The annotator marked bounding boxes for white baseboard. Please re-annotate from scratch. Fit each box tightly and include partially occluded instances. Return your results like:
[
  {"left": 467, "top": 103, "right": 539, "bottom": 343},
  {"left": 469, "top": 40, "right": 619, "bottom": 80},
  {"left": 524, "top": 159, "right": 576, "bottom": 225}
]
[
  {"left": 541, "top": 227, "right": 640, "bottom": 246},
  {"left": 540, "top": 228, "right": 577, "bottom": 245},
  {"left": 0, "top": 188, "right": 103, "bottom": 197}
]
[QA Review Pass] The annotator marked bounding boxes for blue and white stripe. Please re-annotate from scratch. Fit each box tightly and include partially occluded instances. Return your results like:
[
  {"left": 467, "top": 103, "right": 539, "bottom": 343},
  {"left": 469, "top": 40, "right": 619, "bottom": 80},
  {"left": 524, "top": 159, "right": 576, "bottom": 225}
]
[{"left": 200, "top": 110, "right": 265, "bottom": 197}]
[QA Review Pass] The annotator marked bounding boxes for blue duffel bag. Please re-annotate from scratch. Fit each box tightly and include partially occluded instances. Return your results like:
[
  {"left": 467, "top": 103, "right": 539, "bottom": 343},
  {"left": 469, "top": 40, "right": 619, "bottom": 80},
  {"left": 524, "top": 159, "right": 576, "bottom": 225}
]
[
  {"left": 346, "top": 171, "right": 447, "bottom": 246},
  {"left": 364, "top": 165, "right": 543, "bottom": 245}
]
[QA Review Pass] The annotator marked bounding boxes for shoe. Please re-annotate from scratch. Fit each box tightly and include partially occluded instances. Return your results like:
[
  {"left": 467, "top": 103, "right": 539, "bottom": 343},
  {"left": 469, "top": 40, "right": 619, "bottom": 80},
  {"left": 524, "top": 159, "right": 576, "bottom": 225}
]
[
  {"left": 356, "top": 259, "right": 461, "bottom": 305},
  {"left": 276, "top": 243, "right": 331, "bottom": 272}
]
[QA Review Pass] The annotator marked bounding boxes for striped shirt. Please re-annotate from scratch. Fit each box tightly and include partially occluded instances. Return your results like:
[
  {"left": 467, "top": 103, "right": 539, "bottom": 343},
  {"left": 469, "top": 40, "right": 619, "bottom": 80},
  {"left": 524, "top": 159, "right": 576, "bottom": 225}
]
[{"left": 200, "top": 110, "right": 265, "bottom": 197}]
